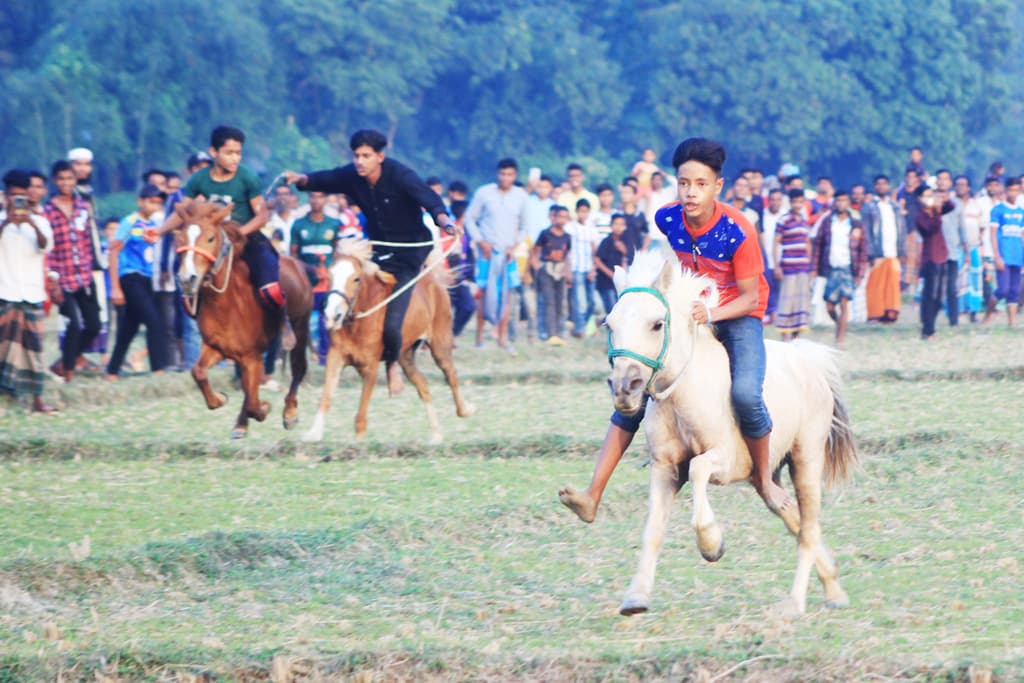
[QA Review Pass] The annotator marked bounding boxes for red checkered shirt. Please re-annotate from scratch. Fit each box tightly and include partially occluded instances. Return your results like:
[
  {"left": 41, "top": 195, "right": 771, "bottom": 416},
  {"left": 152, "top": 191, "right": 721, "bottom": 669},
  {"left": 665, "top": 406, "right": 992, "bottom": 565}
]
[{"left": 43, "top": 198, "right": 94, "bottom": 291}]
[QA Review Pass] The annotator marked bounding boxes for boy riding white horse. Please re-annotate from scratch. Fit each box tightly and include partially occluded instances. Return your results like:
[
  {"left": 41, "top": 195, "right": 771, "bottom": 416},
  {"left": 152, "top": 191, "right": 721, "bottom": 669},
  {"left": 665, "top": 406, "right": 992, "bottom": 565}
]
[{"left": 560, "top": 137, "right": 793, "bottom": 521}]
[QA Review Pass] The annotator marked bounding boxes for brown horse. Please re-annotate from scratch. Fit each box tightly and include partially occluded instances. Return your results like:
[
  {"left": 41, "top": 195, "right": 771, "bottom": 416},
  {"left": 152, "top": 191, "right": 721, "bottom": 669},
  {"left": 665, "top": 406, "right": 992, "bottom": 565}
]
[
  {"left": 175, "top": 199, "right": 313, "bottom": 439},
  {"left": 302, "top": 239, "right": 474, "bottom": 444}
]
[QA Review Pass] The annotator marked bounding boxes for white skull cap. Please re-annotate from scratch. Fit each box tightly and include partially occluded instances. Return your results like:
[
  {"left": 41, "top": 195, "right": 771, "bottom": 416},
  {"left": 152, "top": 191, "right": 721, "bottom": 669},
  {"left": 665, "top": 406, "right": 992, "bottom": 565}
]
[{"left": 67, "top": 147, "right": 94, "bottom": 162}]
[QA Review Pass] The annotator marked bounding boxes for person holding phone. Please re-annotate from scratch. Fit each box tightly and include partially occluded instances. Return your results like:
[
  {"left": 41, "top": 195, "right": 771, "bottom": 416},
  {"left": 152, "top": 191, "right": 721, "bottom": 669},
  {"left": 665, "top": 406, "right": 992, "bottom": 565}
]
[{"left": 0, "top": 170, "right": 57, "bottom": 414}]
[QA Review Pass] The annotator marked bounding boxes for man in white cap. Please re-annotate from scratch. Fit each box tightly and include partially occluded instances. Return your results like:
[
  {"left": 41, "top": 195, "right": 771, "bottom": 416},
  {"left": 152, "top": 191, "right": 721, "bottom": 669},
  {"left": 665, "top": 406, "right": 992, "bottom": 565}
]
[{"left": 67, "top": 147, "right": 106, "bottom": 271}]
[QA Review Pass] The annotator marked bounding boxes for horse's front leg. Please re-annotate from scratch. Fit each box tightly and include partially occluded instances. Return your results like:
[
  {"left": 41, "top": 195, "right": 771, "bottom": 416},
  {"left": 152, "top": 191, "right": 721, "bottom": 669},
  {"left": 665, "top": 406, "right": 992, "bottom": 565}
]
[
  {"left": 353, "top": 361, "right": 380, "bottom": 441},
  {"left": 689, "top": 447, "right": 728, "bottom": 562},
  {"left": 620, "top": 459, "right": 680, "bottom": 616},
  {"left": 191, "top": 343, "right": 227, "bottom": 410},
  {"left": 232, "top": 354, "right": 270, "bottom": 439},
  {"left": 302, "top": 345, "right": 343, "bottom": 443}
]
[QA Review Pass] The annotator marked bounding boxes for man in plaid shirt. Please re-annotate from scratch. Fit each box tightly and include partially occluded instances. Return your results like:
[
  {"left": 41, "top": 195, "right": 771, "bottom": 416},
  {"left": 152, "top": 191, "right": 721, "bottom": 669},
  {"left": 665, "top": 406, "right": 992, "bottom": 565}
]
[{"left": 43, "top": 160, "right": 101, "bottom": 383}]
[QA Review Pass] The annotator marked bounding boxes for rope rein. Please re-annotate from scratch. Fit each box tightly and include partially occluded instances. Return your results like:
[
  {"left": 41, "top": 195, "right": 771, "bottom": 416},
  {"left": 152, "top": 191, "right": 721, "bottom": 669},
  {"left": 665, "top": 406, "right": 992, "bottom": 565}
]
[{"left": 352, "top": 235, "right": 462, "bottom": 319}]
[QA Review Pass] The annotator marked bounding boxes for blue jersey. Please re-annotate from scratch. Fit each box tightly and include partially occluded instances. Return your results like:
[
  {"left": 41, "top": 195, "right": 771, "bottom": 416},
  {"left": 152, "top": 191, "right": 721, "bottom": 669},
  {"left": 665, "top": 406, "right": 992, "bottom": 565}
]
[
  {"left": 990, "top": 201, "right": 1024, "bottom": 267},
  {"left": 116, "top": 212, "right": 158, "bottom": 278}
]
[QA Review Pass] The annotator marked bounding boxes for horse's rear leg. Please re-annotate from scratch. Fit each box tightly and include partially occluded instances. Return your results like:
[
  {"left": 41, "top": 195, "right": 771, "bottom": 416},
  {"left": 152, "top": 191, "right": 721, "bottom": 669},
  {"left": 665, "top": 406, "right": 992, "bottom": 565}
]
[
  {"left": 192, "top": 343, "right": 227, "bottom": 410},
  {"left": 398, "top": 346, "right": 442, "bottom": 444},
  {"left": 621, "top": 460, "right": 680, "bottom": 616},
  {"left": 427, "top": 337, "right": 475, "bottom": 418},
  {"left": 283, "top": 313, "right": 310, "bottom": 430},
  {"left": 303, "top": 343, "right": 343, "bottom": 443},
  {"left": 352, "top": 362, "right": 379, "bottom": 441},
  {"left": 233, "top": 355, "right": 270, "bottom": 440},
  {"left": 788, "top": 445, "right": 847, "bottom": 613}
]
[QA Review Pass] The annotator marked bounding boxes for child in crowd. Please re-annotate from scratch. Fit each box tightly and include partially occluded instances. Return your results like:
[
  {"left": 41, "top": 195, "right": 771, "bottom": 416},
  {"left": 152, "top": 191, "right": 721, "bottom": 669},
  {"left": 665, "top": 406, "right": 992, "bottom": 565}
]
[
  {"left": 594, "top": 213, "right": 635, "bottom": 318},
  {"left": 532, "top": 205, "right": 571, "bottom": 345}
]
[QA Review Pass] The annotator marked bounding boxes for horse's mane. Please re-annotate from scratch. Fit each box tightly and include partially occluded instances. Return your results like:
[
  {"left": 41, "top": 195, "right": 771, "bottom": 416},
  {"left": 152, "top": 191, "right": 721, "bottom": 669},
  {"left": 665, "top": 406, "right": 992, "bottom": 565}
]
[
  {"left": 623, "top": 251, "right": 720, "bottom": 308},
  {"left": 181, "top": 199, "right": 246, "bottom": 248},
  {"left": 336, "top": 238, "right": 381, "bottom": 277}
]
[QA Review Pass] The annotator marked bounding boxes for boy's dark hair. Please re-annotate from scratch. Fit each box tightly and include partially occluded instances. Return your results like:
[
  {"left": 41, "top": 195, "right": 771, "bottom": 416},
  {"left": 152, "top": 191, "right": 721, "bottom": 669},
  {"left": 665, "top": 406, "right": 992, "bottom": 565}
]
[
  {"left": 551, "top": 205, "right": 569, "bottom": 214},
  {"left": 768, "top": 188, "right": 784, "bottom": 196},
  {"left": 166, "top": 171, "right": 181, "bottom": 181},
  {"left": 575, "top": 198, "right": 591, "bottom": 210},
  {"left": 671, "top": 137, "right": 726, "bottom": 175},
  {"left": 3, "top": 169, "right": 31, "bottom": 189},
  {"left": 538, "top": 174, "right": 554, "bottom": 185},
  {"left": 913, "top": 184, "right": 930, "bottom": 197},
  {"left": 595, "top": 182, "right": 614, "bottom": 195},
  {"left": 50, "top": 160, "right": 73, "bottom": 177},
  {"left": 833, "top": 189, "right": 849, "bottom": 199},
  {"left": 873, "top": 174, "right": 890, "bottom": 184},
  {"left": 651, "top": 170, "right": 664, "bottom": 179},
  {"left": 349, "top": 129, "right": 388, "bottom": 152},
  {"left": 787, "top": 189, "right": 805, "bottom": 201},
  {"left": 497, "top": 157, "right": 518, "bottom": 171},
  {"left": 141, "top": 168, "right": 166, "bottom": 183},
  {"left": 953, "top": 174, "right": 970, "bottom": 186},
  {"left": 425, "top": 176, "right": 443, "bottom": 187},
  {"left": 984, "top": 175, "right": 1002, "bottom": 186},
  {"left": 743, "top": 167, "right": 764, "bottom": 176},
  {"left": 210, "top": 125, "right": 246, "bottom": 150},
  {"left": 610, "top": 212, "right": 627, "bottom": 223},
  {"left": 1006, "top": 176, "right": 1022, "bottom": 189},
  {"left": 816, "top": 175, "right": 832, "bottom": 184},
  {"left": 622, "top": 176, "right": 638, "bottom": 186},
  {"left": 28, "top": 170, "right": 46, "bottom": 183},
  {"left": 905, "top": 169, "right": 920, "bottom": 179},
  {"left": 935, "top": 168, "right": 952, "bottom": 177},
  {"left": 448, "top": 180, "right": 468, "bottom": 194},
  {"left": 910, "top": 146, "right": 923, "bottom": 153},
  {"left": 784, "top": 174, "right": 802, "bottom": 185},
  {"left": 450, "top": 199, "right": 469, "bottom": 221},
  {"left": 566, "top": 163, "right": 584, "bottom": 174},
  {"left": 101, "top": 216, "right": 119, "bottom": 226}
]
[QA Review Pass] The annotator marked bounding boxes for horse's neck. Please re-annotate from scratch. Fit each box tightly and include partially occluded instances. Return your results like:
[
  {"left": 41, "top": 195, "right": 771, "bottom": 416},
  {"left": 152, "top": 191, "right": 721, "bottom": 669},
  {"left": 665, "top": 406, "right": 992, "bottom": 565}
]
[
  {"left": 199, "top": 254, "right": 251, "bottom": 312},
  {"left": 349, "top": 272, "right": 394, "bottom": 327}
]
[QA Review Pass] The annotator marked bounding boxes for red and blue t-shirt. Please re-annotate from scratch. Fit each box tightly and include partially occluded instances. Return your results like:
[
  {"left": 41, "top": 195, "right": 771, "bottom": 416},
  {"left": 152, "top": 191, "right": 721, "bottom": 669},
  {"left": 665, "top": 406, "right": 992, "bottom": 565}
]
[{"left": 655, "top": 200, "right": 769, "bottom": 320}]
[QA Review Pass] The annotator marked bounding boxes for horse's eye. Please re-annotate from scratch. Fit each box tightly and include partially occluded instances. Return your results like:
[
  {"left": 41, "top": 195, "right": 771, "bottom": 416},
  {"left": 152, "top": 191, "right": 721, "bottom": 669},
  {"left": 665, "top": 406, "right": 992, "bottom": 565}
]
[
  {"left": 652, "top": 320, "right": 664, "bottom": 331},
  {"left": 207, "top": 236, "right": 214, "bottom": 243},
  {"left": 353, "top": 277, "right": 361, "bottom": 283}
]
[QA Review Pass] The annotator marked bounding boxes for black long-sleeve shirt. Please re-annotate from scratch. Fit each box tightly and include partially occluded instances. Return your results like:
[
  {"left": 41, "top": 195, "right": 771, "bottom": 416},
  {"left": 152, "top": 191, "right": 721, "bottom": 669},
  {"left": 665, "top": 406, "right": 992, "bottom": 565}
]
[{"left": 302, "top": 158, "right": 448, "bottom": 271}]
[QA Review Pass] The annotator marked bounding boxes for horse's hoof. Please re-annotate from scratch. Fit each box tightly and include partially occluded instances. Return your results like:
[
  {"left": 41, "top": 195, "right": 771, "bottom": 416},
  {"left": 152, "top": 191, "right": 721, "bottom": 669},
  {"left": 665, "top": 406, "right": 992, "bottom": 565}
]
[
  {"left": 458, "top": 403, "right": 477, "bottom": 418},
  {"left": 619, "top": 594, "right": 650, "bottom": 616},
  {"left": 697, "top": 524, "right": 725, "bottom": 563},
  {"left": 209, "top": 392, "right": 228, "bottom": 410},
  {"left": 825, "top": 590, "right": 849, "bottom": 609},
  {"left": 429, "top": 432, "right": 443, "bottom": 445},
  {"left": 699, "top": 537, "right": 725, "bottom": 563},
  {"left": 773, "top": 596, "right": 803, "bottom": 620},
  {"left": 254, "top": 401, "right": 271, "bottom": 422},
  {"left": 230, "top": 427, "right": 248, "bottom": 440},
  {"left": 283, "top": 415, "right": 298, "bottom": 431}
]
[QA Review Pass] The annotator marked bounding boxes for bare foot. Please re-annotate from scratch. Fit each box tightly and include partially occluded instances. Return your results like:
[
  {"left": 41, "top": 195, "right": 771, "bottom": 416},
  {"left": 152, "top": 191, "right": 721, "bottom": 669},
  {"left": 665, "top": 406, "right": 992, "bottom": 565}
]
[
  {"left": 755, "top": 480, "right": 796, "bottom": 514},
  {"left": 558, "top": 484, "right": 597, "bottom": 523},
  {"left": 387, "top": 364, "right": 405, "bottom": 397}
]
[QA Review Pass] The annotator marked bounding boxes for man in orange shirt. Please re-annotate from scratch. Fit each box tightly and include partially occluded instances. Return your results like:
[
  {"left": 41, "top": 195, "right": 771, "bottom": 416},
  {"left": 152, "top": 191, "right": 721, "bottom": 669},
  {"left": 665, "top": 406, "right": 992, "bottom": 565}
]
[{"left": 560, "top": 138, "right": 791, "bottom": 522}]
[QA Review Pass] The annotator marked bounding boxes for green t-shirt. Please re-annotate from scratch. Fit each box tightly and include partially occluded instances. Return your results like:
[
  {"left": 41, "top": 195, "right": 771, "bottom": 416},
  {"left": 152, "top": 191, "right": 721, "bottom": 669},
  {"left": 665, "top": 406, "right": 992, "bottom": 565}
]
[
  {"left": 290, "top": 215, "right": 342, "bottom": 267},
  {"left": 184, "top": 165, "right": 262, "bottom": 225}
]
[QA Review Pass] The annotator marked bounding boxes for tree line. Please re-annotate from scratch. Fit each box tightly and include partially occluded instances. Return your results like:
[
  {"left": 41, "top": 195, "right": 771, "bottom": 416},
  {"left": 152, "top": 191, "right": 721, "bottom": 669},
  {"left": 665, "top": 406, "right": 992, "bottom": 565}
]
[{"left": 1, "top": 0, "right": 1020, "bottom": 196}]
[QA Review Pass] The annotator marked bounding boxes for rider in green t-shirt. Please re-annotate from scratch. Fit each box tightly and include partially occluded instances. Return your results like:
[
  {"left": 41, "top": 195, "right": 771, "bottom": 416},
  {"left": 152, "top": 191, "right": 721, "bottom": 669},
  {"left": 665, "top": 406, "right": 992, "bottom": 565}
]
[
  {"left": 291, "top": 190, "right": 341, "bottom": 364},
  {"left": 150, "top": 126, "right": 294, "bottom": 348}
]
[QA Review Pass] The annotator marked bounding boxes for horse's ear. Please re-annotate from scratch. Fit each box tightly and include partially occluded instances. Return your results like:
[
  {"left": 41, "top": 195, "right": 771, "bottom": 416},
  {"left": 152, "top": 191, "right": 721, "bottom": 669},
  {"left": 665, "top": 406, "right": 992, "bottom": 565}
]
[
  {"left": 213, "top": 203, "right": 234, "bottom": 224},
  {"left": 613, "top": 265, "right": 628, "bottom": 295},
  {"left": 375, "top": 270, "right": 396, "bottom": 286},
  {"left": 654, "top": 258, "right": 677, "bottom": 292}
]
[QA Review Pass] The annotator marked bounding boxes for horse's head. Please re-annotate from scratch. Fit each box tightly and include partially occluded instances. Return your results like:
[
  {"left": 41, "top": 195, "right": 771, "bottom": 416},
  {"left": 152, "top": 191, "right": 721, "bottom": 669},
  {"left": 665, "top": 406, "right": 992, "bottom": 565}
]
[
  {"left": 322, "top": 239, "right": 395, "bottom": 330},
  {"left": 175, "top": 199, "right": 235, "bottom": 298},
  {"left": 605, "top": 253, "right": 715, "bottom": 412}
]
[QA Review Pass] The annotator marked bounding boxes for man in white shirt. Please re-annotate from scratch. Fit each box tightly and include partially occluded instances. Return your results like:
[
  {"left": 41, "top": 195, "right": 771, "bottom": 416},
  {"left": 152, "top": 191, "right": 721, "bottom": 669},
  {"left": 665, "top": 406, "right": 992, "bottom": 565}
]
[
  {"left": 464, "top": 158, "right": 530, "bottom": 351},
  {"left": 0, "top": 170, "right": 57, "bottom": 414},
  {"left": 862, "top": 174, "right": 907, "bottom": 323}
]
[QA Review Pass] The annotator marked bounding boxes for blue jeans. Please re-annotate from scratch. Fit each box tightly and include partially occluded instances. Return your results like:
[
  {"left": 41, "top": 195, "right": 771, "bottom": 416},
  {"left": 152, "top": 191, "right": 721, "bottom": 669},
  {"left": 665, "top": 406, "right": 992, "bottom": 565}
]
[
  {"left": 598, "top": 287, "right": 617, "bottom": 319},
  {"left": 313, "top": 291, "right": 329, "bottom": 365},
  {"left": 179, "top": 299, "right": 201, "bottom": 367},
  {"left": 571, "top": 271, "right": 595, "bottom": 331},
  {"left": 611, "top": 315, "right": 772, "bottom": 438}
]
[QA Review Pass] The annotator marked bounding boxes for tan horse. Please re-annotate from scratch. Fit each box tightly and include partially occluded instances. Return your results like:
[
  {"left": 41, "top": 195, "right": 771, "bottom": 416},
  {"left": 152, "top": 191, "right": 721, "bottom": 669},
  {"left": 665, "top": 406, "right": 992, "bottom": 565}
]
[
  {"left": 175, "top": 200, "right": 313, "bottom": 439},
  {"left": 605, "top": 253, "right": 857, "bottom": 616},
  {"left": 302, "top": 239, "right": 475, "bottom": 444}
]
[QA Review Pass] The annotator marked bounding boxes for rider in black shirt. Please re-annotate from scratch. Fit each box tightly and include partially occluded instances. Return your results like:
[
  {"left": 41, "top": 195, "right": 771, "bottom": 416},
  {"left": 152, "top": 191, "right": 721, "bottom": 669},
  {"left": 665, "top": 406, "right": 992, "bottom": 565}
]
[{"left": 285, "top": 129, "right": 452, "bottom": 396}]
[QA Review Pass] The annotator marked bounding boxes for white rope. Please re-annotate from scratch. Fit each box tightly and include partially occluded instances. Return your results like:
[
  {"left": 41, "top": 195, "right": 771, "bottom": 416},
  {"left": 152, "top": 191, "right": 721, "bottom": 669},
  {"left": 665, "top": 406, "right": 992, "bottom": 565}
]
[
  {"left": 368, "top": 239, "right": 436, "bottom": 248},
  {"left": 207, "top": 241, "right": 234, "bottom": 294},
  {"left": 353, "top": 236, "right": 462, "bottom": 319}
]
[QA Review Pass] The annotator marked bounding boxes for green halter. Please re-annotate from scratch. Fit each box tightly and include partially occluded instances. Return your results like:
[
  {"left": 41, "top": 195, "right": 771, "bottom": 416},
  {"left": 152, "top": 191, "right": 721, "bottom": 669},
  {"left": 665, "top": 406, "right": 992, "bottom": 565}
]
[{"left": 606, "top": 286, "right": 672, "bottom": 393}]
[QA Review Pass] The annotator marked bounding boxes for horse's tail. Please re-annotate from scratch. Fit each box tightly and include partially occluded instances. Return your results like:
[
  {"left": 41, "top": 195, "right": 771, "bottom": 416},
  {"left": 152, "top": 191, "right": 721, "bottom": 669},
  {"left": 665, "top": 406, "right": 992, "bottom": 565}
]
[{"left": 795, "top": 341, "right": 859, "bottom": 487}]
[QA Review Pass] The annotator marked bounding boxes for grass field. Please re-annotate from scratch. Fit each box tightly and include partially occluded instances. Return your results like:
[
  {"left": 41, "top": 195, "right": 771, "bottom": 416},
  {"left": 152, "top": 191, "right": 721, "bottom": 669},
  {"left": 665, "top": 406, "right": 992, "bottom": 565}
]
[{"left": 1, "top": 314, "right": 1023, "bottom": 682}]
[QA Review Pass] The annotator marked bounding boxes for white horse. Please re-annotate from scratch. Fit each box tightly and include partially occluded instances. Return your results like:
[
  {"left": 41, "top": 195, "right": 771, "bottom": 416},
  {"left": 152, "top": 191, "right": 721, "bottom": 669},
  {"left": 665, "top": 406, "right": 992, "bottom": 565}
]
[{"left": 605, "top": 253, "right": 858, "bottom": 616}]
